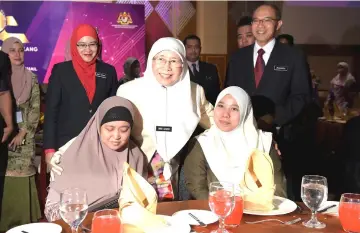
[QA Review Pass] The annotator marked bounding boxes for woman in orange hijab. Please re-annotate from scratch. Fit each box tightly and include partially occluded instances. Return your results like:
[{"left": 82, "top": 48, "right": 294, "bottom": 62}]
[{"left": 44, "top": 24, "right": 118, "bottom": 167}]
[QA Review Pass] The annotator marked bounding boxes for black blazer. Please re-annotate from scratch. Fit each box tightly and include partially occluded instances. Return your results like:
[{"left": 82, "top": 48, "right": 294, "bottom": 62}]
[
  {"left": 189, "top": 61, "right": 220, "bottom": 106},
  {"left": 225, "top": 42, "right": 312, "bottom": 126},
  {"left": 43, "top": 60, "right": 118, "bottom": 150},
  {"left": 0, "top": 51, "right": 10, "bottom": 93},
  {"left": 0, "top": 51, "right": 10, "bottom": 138}
]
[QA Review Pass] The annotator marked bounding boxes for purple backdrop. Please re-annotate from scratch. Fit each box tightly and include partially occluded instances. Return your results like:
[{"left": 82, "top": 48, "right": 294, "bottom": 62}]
[{"left": 0, "top": 1, "right": 145, "bottom": 83}]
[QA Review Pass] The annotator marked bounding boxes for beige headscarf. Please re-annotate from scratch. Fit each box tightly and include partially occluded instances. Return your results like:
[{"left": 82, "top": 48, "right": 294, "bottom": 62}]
[
  {"left": 197, "top": 86, "right": 273, "bottom": 187},
  {"left": 1, "top": 37, "right": 33, "bottom": 105},
  {"left": 331, "top": 62, "right": 355, "bottom": 87},
  {"left": 47, "top": 96, "right": 146, "bottom": 206}
]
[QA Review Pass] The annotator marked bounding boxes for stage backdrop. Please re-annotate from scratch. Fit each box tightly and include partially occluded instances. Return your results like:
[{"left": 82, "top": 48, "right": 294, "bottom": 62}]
[{"left": 0, "top": 1, "right": 145, "bottom": 83}]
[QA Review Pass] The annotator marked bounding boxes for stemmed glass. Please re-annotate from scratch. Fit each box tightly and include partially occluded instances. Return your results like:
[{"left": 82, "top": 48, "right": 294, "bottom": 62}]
[
  {"left": 59, "top": 188, "right": 88, "bottom": 233},
  {"left": 92, "top": 209, "right": 122, "bottom": 233},
  {"left": 301, "top": 175, "right": 328, "bottom": 229},
  {"left": 208, "top": 181, "right": 235, "bottom": 233}
]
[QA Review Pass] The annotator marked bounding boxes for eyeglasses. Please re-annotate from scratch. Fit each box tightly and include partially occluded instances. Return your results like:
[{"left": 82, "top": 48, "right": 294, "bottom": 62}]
[
  {"left": 76, "top": 42, "right": 98, "bottom": 50},
  {"left": 153, "top": 57, "right": 183, "bottom": 68},
  {"left": 252, "top": 17, "right": 277, "bottom": 25}
]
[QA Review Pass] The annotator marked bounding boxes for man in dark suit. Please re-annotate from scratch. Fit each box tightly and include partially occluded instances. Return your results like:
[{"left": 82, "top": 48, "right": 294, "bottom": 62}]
[
  {"left": 226, "top": 3, "right": 312, "bottom": 129},
  {"left": 225, "top": 4, "right": 312, "bottom": 200},
  {"left": 236, "top": 16, "right": 255, "bottom": 49},
  {"left": 183, "top": 35, "right": 220, "bottom": 106}
]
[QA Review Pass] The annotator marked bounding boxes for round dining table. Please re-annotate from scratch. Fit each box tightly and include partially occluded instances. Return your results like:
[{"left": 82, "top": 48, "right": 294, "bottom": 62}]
[{"left": 54, "top": 200, "right": 344, "bottom": 233}]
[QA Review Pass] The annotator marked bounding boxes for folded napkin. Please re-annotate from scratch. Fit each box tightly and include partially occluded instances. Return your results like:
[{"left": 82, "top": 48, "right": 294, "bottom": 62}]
[
  {"left": 319, "top": 201, "right": 339, "bottom": 216},
  {"left": 119, "top": 162, "right": 167, "bottom": 232},
  {"left": 241, "top": 149, "right": 275, "bottom": 211}
]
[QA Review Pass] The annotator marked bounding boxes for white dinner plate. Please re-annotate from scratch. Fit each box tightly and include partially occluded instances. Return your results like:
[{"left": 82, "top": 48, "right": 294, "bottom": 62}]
[
  {"left": 6, "top": 222, "right": 62, "bottom": 233},
  {"left": 243, "top": 196, "right": 297, "bottom": 216},
  {"left": 172, "top": 209, "right": 218, "bottom": 226},
  {"left": 145, "top": 215, "right": 191, "bottom": 233},
  {"left": 319, "top": 201, "right": 339, "bottom": 216}
]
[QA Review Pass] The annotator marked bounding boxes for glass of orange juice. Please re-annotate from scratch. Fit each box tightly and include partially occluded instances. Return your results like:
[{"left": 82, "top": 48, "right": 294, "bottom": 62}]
[
  {"left": 225, "top": 188, "right": 244, "bottom": 227},
  {"left": 91, "top": 209, "right": 122, "bottom": 233},
  {"left": 339, "top": 193, "right": 360, "bottom": 233}
]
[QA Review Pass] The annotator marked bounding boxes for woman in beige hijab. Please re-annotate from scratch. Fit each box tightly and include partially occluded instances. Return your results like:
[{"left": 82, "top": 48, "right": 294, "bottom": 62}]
[
  {"left": 0, "top": 37, "right": 41, "bottom": 230},
  {"left": 326, "top": 62, "right": 356, "bottom": 113},
  {"left": 116, "top": 37, "right": 213, "bottom": 201},
  {"left": 45, "top": 96, "right": 146, "bottom": 221},
  {"left": 184, "top": 86, "right": 286, "bottom": 200}
]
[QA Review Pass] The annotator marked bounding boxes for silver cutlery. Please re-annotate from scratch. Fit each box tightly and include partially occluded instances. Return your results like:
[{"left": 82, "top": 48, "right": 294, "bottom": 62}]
[
  {"left": 245, "top": 217, "right": 302, "bottom": 225},
  {"left": 188, "top": 213, "right": 207, "bottom": 227},
  {"left": 318, "top": 204, "right": 336, "bottom": 213}
]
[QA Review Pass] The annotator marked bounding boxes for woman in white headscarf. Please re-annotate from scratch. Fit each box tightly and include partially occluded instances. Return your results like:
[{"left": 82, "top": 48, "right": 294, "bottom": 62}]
[
  {"left": 326, "top": 62, "right": 356, "bottom": 113},
  {"left": 184, "top": 86, "right": 286, "bottom": 200},
  {"left": 116, "top": 37, "right": 213, "bottom": 201}
]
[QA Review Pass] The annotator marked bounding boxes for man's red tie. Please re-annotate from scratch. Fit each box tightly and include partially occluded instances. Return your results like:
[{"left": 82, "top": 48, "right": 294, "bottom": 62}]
[{"left": 254, "top": 48, "right": 265, "bottom": 87}]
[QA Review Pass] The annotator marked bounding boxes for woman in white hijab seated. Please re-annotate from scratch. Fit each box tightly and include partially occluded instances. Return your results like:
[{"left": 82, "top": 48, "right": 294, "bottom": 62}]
[
  {"left": 116, "top": 37, "right": 213, "bottom": 201},
  {"left": 184, "top": 86, "right": 286, "bottom": 200},
  {"left": 44, "top": 96, "right": 147, "bottom": 221}
]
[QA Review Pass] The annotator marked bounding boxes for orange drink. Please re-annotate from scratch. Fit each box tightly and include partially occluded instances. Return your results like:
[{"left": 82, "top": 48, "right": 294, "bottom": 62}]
[
  {"left": 339, "top": 193, "right": 360, "bottom": 233},
  {"left": 225, "top": 195, "right": 243, "bottom": 226},
  {"left": 91, "top": 209, "right": 122, "bottom": 233}
]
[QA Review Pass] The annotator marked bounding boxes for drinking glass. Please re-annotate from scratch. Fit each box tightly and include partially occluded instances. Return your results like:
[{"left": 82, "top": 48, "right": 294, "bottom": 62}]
[
  {"left": 339, "top": 193, "right": 360, "bottom": 233},
  {"left": 301, "top": 175, "right": 328, "bottom": 229},
  {"left": 59, "top": 188, "right": 88, "bottom": 233},
  {"left": 92, "top": 209, "right": 122, "bottom": 233},
  {"left": 208, "top": 181, "right": 235, "bottom": 233},
  {"left": 225, "top": 187, "right": 243, "bottom": 227}
]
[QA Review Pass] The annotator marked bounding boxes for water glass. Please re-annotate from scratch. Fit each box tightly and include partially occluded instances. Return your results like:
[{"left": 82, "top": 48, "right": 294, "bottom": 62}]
[
  {"left": 208, "top": 181, "right": 235, "bottom": 233},
  {"left": 59, "top": 188, "right": 88, "bottom": 233},
  {"left": 339, "top": 193, "right": 360, "bottom": 233},
  {"left": 301, "top": 175, "right": 328, "bottom": 229},
  {"left": 92, "top": 209, "right": 122, "bottom": 233}
]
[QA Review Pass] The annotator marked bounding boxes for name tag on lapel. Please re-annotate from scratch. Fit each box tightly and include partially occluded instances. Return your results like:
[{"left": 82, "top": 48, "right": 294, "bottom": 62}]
[
  {"left": 156, "top": 126, "right": 172, "bottom": 132},
  {"left": 274, "top": 65, "right": 288, "bottom": 71},
  {"left": 96, "top": 72, "right": 107, "bottom": 79}
]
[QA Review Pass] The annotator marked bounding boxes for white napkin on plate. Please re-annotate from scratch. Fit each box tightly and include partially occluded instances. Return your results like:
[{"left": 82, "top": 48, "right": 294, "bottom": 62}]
[{"left": 319, "top": 201, "right": 339, "bottom": 216}]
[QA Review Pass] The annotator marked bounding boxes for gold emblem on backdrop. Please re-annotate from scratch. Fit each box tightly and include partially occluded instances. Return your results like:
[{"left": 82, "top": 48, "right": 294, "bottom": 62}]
[
  {"left": 0, "top": 10, "right": 29, "bottom": 43},
  {"left": 117, "top": 12, "right": 133, "bottom": 25}
]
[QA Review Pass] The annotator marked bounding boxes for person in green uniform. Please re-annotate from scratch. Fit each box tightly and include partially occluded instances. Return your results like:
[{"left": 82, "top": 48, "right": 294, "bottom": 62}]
[{"left": 0, "top": 37, "right": 41, "bottom": 230}]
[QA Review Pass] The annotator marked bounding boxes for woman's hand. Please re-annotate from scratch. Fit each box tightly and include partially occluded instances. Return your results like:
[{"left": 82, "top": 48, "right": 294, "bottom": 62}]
[
  {"left": 8, "top": 129, "right": 26, "bottom": 151},
  {"left": 1, "top": 125, "right": 13, "bottom": 143},
  {"left": 49, "top": 151, "right": 64, "bottom": 181}
]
